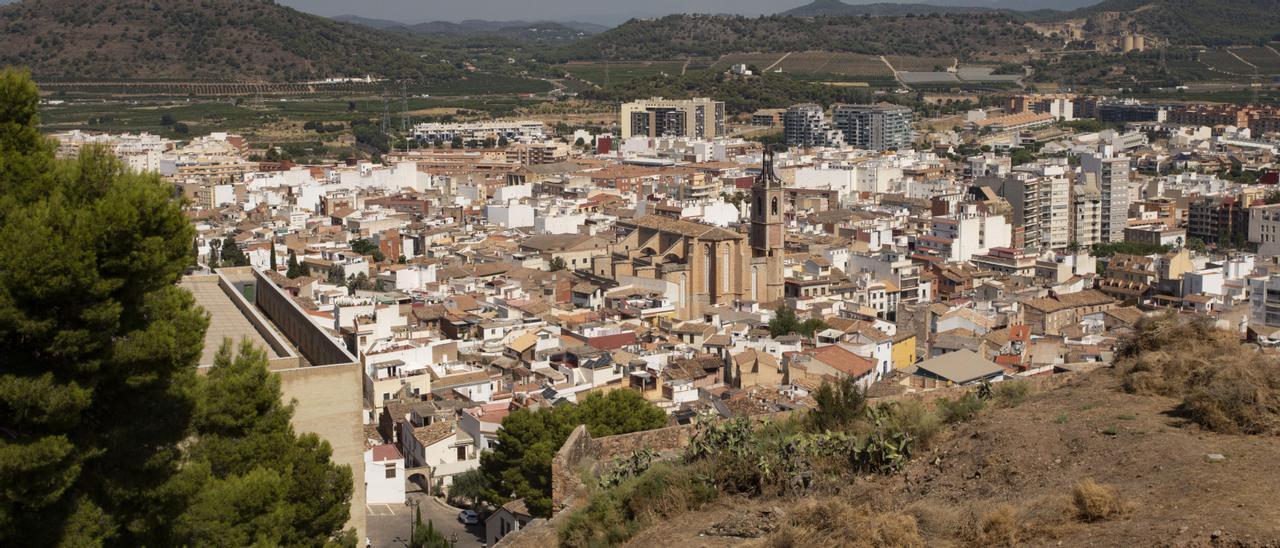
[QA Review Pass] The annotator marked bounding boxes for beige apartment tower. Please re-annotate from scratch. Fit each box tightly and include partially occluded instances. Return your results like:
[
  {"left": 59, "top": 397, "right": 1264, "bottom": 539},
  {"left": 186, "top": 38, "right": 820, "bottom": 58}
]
[{"left": 620, "top": 97, "right": 727, "bottom": 139}]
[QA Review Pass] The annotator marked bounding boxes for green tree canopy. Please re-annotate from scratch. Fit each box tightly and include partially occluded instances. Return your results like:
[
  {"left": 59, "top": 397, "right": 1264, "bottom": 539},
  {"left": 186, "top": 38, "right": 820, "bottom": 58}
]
[
  {"left": 480, "top": 389, "right": 667, "bottom": 517},
  {"left": 0, "top": 67, "right": 206, "bottom": 545},
  {"left": 349, "top": 238, "right": 385, "bottom": 262},
  {"left": 769, "top": 306, "right": 827, "bottom": 338},
  {"left": 218, "top": 237, "right": 249, "bottom": 267},
  {"left": 169, "top": 340, "right": 353, "bottom": 546},
  {"left": 0, "top": 68, "right": 353, "bottom": 546},
  {"left": 286, "top": 249, "right": 303, "bottom": 278}
]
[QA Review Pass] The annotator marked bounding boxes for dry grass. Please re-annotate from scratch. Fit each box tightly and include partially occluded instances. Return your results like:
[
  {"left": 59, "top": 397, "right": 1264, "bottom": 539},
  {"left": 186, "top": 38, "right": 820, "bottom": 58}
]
[
  {"left": 902, "top": 497, "right": 1076, "bottom": 547},
  {"left": 768, "top": 498, "right": 923, "bottom": 548},
  {"left": 1072, "top": 479, "right": 1127, "bottom": 523},
  {"left": 1183, "top": 356, "right": 1280, "bottom": 435},
  {"left": 1116, "top": 313, "right": 1280, "bottom": 434},
  {"left": 976, "top": 504, "right": 1020, "bottom": 547}
]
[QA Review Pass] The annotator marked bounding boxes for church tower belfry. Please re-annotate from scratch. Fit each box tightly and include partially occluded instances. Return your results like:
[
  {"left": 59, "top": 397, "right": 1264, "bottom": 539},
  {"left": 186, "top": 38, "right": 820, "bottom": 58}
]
[{"left": 750, "top": 148, "right": 785, "bottom": 303}]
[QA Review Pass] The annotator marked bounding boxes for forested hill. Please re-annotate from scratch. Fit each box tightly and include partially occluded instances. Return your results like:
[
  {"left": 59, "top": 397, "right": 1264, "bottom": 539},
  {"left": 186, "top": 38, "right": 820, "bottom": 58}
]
[
  {"left": 780, "top": 0, "right": 996, "bottom": 17},
  {"left": 0, "top": 0, "right": 452, "bottom": 81},
  {"left": 1061, "top": 0, "right": 1280, "bottom": 46},
  {"left": 537, "top": 13, "right": 1050, "bottom": 63}
]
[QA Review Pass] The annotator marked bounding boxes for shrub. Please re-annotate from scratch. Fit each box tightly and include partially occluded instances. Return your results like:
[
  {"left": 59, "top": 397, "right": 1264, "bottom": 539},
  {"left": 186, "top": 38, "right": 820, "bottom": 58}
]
[
  {"left": 884, "top": 400, "right": 942, "bottom": 448},
  {"left": 1072, "top": 479, "right": 1126, "bottom": 522},
  {"left": 991, "top": 381, "right": 1032, "bottom": 408},
  {"left": 806, "top": 376, "right": 868, "bottom": 432},
  {"left": 977, "top": 504, "right": 1020, "bottom": 547},
  {"left": 1116, "top": 312, "right": 1280, "bottom": 434},
  {"left": 558, "top": 462, "right": 718, "bottom": 547},
  {"left": 937, "top": 392, "right": 985, "bottom": 424},
  {"left": 1182, "top": 357, "right": 1280, "bottom": 435}
]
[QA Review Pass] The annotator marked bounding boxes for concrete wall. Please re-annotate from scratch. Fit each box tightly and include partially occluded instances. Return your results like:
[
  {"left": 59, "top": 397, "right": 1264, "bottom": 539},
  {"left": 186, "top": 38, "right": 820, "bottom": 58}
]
[
  {"left": 213, "top": 270, "right": 301, "bottom": 370},
  {"left": 277, "top": 351, "right": 367, "bottom": 538},
  {"left": 253, "top": 268, "right": 356, "bottom": 366},
  {"left": 249, "top": 268, "right": 366, "bottom": 538}
]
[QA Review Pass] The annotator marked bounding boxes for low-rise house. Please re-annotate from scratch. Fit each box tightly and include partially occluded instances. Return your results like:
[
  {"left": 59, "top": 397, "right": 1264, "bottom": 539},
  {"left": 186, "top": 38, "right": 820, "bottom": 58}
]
[
  {"left": 911, "top": 348, "right": 1004, "bottom": 388},
  {"left": 486, "top": 499, "right": 534, "bottom": 546},
  {"left": 364, "top": 444, "right": 405, "bottom": 505}
]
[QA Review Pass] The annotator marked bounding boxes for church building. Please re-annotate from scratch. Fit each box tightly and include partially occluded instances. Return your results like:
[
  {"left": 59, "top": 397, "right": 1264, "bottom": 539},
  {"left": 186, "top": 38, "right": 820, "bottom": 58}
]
[{"left": 593, "top": 150, "right": 786, "bottom": 319}]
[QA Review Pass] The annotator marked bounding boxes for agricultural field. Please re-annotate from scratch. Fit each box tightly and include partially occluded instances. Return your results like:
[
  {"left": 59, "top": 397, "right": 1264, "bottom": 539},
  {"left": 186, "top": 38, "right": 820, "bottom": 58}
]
[
  {"left": 556, "top": 61, "right": 694, "bottom": 85},
  {"left": 35, "top": 74, "right": 553, "bottom": 99},
  {"left": 38, "top": 95, "right": 540, "bottom": 137},
  {"left": 1225, "top": 45, "right": 1280, "bottom": 74},
  {"left": 1199, "top": 49, "right": 1259, "bottom": 75},
  {"left": 709, "top": 51, "right": 899, "bottom": 86},
  {"left": 712, "top": 51, "right": 892, "bottom": 78},
  {"left": 885, "top": 55, "right": 956, "bottom": 72}
]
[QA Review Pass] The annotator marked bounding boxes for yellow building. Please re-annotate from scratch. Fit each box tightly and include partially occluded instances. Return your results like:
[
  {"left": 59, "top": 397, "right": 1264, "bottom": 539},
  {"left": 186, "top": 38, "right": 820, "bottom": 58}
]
[{"left": 892, "top": 332, "right": 918, "bottom": 370}]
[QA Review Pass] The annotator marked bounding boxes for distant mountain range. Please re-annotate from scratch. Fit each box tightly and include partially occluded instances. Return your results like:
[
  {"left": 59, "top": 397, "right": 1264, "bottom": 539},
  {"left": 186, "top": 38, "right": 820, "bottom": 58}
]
[
  {"left": 332, "top": 15, "right": 610, "bottom": 38},
  {"left": 781, "top": 1, "right": 991, "bottom": 16}
]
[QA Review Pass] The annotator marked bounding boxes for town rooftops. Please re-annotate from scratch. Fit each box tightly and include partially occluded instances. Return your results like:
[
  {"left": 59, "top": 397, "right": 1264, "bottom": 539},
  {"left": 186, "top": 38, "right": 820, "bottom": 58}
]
[{"left": 623, "top": 215, "right": 743, "bottom": 241}]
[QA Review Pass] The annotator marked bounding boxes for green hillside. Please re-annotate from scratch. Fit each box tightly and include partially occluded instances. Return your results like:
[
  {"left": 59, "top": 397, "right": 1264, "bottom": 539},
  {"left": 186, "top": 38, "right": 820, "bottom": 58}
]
[{"left": 0, "top": 0, "right": 454, "bottom": 81}]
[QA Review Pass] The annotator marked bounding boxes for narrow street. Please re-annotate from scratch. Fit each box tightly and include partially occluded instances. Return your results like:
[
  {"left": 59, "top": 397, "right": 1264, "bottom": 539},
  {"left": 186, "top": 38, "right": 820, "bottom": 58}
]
[{"left": 365, "top": 493, "right": 486, "bottom": 548}]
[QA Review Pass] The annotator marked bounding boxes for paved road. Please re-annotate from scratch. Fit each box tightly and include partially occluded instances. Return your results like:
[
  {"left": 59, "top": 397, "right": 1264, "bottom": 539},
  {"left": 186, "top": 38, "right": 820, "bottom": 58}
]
[{"left": 365, "top": 493, "right": 485, "bottom": 548}]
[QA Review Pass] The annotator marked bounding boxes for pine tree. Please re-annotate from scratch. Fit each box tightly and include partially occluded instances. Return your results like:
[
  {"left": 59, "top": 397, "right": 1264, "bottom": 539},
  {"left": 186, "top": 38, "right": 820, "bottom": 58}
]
[
  {"left": 286, "top": 250, "right": 302, "bottom": 278},
  {"left": 169, "top": 340, "right": 353, "bottom": 546},
  {"left": 0, "top": 68, "right": 354, "bottom": 547},
  {"left": 268, "top": 241, "right": 277, "bottom": 272},
  {"left": 0, "top": 67, "right": 207, "bottom": 545}
]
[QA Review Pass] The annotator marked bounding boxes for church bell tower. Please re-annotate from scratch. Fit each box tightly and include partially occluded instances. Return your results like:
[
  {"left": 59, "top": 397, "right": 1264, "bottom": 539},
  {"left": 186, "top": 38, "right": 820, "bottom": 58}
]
[{"left": 750, "top": 148, "right": 785, "bottom": 303}]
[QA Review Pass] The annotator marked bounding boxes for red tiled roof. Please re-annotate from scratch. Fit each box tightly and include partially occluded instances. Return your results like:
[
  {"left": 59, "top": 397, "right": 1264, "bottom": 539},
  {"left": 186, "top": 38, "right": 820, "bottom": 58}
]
[
  {"left": 371, "top": 444, "right": 401, "bottom": 462},
  {"left": 811, "top": 345, "right": 875, "bottom": 379}
]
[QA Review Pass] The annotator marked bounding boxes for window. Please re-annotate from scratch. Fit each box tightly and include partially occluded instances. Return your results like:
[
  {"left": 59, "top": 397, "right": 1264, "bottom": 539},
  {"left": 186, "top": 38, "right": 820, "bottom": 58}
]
[
  {"left": 771, "top": 197, "right": 778, "bottom": 215},
  {"left": 457, "top": 446, "right": 467, "bottom": 461},
  {"left": 384, "top": 463, "right": 397, "bottom": 479}
]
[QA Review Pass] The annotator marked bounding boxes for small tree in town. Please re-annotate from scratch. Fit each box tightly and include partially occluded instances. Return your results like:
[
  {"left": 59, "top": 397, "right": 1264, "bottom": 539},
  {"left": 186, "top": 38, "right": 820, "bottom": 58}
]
[{"left": 286, "top": 250, "right": 303, "bottom": 278}]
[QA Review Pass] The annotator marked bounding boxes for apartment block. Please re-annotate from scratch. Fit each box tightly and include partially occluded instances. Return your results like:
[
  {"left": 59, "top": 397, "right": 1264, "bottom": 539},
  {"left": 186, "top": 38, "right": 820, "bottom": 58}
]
[
  {"left": 620, "top": 97, "right": 727, "bottom": 139},
  {"left": 833, "top": 103, "right": 914, "bottom": 151}
]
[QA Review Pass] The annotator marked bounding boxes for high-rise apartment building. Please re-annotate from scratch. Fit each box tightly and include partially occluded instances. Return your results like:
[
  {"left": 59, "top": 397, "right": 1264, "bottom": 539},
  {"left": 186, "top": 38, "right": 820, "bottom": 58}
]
[
  {"left": 1080, "top": 151, "right": 1131, "bottom": 243},
  {"left": 981, "top": 161, "right": 1071, "bottom": 250},
  {"left": 832, "top": 103, "right": 914, "bottom": 151},
  {"left": 1070, "top": 182, "right": 1104, "bottom": 248},
  {"left": 783, "top": 104, "right": 843, "bottom": 147},
  {"left": 620, "top": 97, "right": 727, "bottom": 139}
]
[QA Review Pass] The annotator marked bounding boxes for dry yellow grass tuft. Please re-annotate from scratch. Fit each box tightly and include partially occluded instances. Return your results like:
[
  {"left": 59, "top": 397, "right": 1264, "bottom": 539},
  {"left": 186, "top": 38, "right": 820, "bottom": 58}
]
[
  {"left": 768, "top": 498, "right": 923, "bottom": 548},
  {"left": 1072, "top": 479, "right": 1127, "bottom": 522}
]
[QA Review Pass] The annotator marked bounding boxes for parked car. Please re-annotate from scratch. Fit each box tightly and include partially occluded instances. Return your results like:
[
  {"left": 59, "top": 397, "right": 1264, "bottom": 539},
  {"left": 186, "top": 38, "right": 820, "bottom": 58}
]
[{"left": 458, "top": 509, "right": 480, "bottom": 525}]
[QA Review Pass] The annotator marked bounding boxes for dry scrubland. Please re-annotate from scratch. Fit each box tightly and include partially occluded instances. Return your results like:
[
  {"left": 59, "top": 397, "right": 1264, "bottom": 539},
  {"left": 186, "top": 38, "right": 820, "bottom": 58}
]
[{"left": 513, "top": 314, "right": 1280, "bottom": 547}]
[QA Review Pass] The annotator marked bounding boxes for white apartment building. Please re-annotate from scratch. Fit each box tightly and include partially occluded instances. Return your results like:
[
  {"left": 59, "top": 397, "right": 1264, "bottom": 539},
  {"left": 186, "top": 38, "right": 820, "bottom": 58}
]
[
  {"left": 1249, "top": 203, "right": 1280, "bottom": 257},
  {"left": 982, "top": 161, "right": 1070, "bottom": 250},
  {"left": 919, "top": 205, "right": 1012, "bottom": 262},
  {"left": 412, "top": 120, "right": 547, "bottom": 143},
  {"left": 1080, "top": 150, "right": 1132, "bottom": 243},
  {"left": 1071, "top": 184, "right": 1104, "bottom": 248}
]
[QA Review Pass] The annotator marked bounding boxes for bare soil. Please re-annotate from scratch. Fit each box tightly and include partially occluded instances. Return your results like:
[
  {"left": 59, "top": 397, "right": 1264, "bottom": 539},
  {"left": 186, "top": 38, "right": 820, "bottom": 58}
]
[{"left": 623, "top": 370, "right": 1280, "bottom": 547}]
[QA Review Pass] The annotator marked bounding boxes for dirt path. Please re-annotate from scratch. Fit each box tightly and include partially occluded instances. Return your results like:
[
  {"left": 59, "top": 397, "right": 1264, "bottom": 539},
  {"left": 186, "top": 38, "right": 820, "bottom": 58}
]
[
  {"left": 762, "top": 52, "right": 792, "bottom": 73},
  {"left": 881, "top": 55, "right": 910, "bottom": 90},
  {"left": 1227, "top": 48, "right": 1259, "bottom": 70}
]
